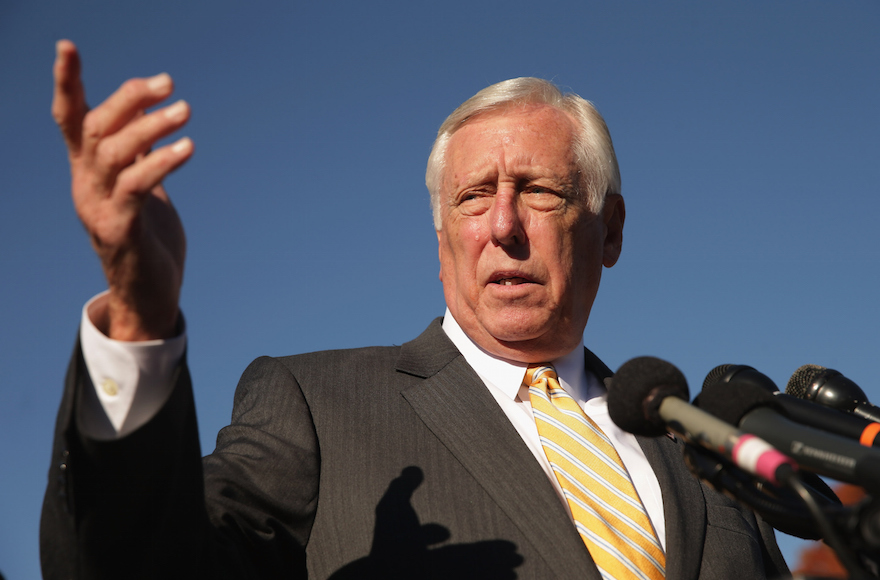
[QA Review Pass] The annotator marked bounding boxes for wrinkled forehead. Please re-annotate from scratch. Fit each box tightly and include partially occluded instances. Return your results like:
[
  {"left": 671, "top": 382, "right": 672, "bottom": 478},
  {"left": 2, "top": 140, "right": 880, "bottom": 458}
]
[{"left": 443, "top": 104, "right": 581, "bottom": 183}]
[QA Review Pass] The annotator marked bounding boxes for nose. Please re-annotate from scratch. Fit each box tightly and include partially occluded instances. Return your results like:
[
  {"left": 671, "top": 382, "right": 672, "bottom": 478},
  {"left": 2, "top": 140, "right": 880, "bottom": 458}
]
[{"left": 489, "top": 189, "right": 526, "bottom": 247}]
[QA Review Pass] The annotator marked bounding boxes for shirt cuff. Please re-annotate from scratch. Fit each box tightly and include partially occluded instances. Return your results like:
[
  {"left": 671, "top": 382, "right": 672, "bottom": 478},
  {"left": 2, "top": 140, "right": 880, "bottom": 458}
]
[{"left": 78, "top": 291, "right": 187, "bottom": 439}]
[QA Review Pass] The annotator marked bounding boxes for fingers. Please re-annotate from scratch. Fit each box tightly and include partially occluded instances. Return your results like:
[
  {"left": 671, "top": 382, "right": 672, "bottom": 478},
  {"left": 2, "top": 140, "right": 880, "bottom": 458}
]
[
  {"left": 53, "top": 40, "right": 193, "bottom": 198},
  {"left": 95, "top": 99, "right": 192, "bottom": 184},
  {"left": 83, "top": 73, "right": 174, "bottom": 148},
  {"left": 113, "top": 137, "right": 194, "bottom": 209},
  {"left": 52, "top": 40, "right": 87, "bottom": 154},
  {"left": 53, "top": 39, "right": 184, "bottom": 181}
]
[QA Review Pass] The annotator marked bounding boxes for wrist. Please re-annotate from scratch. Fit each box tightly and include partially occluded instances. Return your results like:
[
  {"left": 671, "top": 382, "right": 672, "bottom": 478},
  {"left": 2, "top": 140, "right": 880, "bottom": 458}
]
[{"left": 91, "top": 290, "right": 181, "bottom": 341}]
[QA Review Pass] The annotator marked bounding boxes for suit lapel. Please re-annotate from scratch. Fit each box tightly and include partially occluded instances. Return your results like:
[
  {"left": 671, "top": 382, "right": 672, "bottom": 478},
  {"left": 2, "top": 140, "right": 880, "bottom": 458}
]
[
  {"left": 397, "top": 322, "right": 708, "bottom": 579},
  {"left": 397, "top": 320, "right": 600, "bottom": 579},
  {"left": 637, "top": 435, "right": 706, "bottom": 580}
]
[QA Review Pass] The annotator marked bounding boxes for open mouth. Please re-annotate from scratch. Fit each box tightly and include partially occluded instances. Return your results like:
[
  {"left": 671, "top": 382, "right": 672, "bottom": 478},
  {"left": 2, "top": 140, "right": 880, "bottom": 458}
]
[
  {"left": 492, "top": 277, "right": 531, "bottom": 285},
  {"left": 489, "top": 272, "right": 536, "bottom": 286}
]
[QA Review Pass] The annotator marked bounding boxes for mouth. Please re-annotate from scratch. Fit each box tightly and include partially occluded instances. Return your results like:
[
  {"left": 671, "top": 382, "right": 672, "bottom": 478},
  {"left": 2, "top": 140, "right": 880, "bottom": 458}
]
[
  {"left": 489, "top": 273, "right": 536, "bottom": 286},
  {"left": 493, "top": 277, "right": 530, "bottom": 285}
]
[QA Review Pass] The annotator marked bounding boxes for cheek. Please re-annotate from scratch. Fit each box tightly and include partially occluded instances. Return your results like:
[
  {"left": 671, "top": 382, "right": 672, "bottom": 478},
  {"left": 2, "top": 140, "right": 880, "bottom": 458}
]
[
  {"left": 446, "top": 219, "right": 487, "bottom": 263},
  {"left": 563, "top": 225, "right": 605, "bottom": 284},
  {"left": 439, "top": 226, "right": 472, "bottom": 279},
  {"left": 458, "top": 217, "right": 486, "bottom": 243}
]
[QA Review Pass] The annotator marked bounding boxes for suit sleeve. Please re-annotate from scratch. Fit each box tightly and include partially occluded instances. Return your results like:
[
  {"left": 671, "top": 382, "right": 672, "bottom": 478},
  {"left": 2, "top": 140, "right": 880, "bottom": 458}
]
[{"left": 40, "top": 341, "right": 319, "bottom": 579}]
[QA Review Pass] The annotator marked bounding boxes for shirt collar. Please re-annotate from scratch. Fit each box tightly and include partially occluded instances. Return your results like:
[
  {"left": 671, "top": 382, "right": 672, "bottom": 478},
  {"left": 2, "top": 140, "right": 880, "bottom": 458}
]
[{"left": 441, "top": 308, "right": 592, "bottom": 403}]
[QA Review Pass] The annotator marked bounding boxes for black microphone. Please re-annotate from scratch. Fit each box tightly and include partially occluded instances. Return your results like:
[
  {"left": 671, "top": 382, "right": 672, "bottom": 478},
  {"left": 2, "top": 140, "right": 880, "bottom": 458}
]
[
  {"left": 709, "top": 364, "right": 880, "bottom": 447},
  {"left": 698, "top": 367, "right": 880, "bottom": 492},
  {"left": 609, "top": 356, "right": 795, "bottom": 485},
  {"left": 787, "top": 365, "right": 880, "bottom": 424}
]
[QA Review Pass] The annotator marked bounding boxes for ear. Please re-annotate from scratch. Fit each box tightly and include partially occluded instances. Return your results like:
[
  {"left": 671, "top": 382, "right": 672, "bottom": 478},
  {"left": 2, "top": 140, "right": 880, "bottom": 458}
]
[
  {"left": 436, "top": 229, "right": 444, "bottom": 281},
  {"left": 601, "top": 194, "right": 625, "bottom": 268}
]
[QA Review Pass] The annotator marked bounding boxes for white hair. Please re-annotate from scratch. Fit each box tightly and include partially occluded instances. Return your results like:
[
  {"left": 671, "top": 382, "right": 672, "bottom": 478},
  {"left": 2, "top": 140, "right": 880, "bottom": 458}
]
[{"left": 426, "top": 77, "right": 620, "bottom": 230}]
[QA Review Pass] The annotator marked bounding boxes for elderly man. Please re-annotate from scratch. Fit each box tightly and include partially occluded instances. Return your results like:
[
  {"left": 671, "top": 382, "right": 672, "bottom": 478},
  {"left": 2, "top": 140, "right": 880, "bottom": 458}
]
[{"left": 42, "top": 40, "right": 788, "bottom": 579}]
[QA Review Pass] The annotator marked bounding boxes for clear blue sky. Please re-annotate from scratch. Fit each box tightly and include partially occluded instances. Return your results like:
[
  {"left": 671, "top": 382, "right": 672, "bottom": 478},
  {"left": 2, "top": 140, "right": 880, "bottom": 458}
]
[{"left": 2, "top": 1, "right": 879, "bottom": 577}]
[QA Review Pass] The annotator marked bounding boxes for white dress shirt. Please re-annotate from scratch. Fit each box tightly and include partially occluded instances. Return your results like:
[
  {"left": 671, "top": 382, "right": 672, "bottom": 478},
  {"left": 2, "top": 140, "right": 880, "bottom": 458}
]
[
  {"left": 78, "top": 296, "right": 665, "bottom": 548},
  {"left": 441, "top": 309, "right": 666, "bottom": 549},
  {"left": 79, "top": 292, "right": 184, "bottom": 439}
]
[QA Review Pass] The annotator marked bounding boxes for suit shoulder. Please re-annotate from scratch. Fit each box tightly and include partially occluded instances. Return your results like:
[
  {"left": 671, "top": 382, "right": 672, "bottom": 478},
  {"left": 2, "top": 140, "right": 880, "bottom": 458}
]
[
  {"left": 273, "top": 344, "right": 403, "bottom": 375},
  {"left": 241, "top": 346, "right": 409, "bottom": 400},
  {"left": 235, "top": 319, "right": 456, "bottom": 402}
]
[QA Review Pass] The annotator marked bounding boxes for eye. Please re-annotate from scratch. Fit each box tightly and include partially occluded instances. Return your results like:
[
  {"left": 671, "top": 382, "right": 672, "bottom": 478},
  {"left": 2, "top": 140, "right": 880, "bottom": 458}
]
[
  {"left": 454, "top": 189, "right": 494, "bottom": 215},
  {"left": 523, "top": 185, "right": 565, "bottom": 210},
  {"left": 523, "top": 185, "right": 564, "bottom": 198}
]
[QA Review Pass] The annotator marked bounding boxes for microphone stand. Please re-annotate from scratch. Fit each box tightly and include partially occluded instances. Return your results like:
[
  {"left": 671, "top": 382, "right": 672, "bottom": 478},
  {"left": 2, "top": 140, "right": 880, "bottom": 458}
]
[{"left": 681, "top": 442, "right": 880, "bottom": 579}]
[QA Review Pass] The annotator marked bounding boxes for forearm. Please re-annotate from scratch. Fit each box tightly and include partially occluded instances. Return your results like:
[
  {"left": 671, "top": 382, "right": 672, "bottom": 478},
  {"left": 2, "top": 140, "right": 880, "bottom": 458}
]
[
  {"left": 41, "top": 341, "right": 207, "bottom": 578},
  {"left": 41, "top": 343, "right": 316, "bottom": 579}
]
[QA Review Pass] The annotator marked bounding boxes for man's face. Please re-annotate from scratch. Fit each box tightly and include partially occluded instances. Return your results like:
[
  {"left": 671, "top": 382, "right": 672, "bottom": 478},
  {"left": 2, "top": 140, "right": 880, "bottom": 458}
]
[{"left": 437, "top": 104, "right": 624, "bottom": 363}]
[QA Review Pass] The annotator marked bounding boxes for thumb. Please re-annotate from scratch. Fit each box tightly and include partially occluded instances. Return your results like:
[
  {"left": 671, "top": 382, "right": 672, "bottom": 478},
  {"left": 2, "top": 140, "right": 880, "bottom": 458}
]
[{"left": 52, "top": 40, "right": 88, "bottom": 156}]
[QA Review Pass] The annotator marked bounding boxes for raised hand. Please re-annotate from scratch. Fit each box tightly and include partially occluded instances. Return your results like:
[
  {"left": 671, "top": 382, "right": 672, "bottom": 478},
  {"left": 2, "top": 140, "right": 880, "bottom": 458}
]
[{"left": 53, "top": 40, "right": 193, "bottom": 340}]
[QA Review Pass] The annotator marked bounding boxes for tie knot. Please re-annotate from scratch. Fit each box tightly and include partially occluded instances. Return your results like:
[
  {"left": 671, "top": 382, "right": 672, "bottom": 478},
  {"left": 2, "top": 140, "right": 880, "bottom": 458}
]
[{"left": 525, "top": 363, "right": 558, "bottom": 386}]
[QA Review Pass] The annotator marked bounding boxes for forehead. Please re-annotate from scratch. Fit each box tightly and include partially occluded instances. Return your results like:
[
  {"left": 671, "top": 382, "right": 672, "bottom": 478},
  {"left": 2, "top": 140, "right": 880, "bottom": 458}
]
[{"left": 444, "top": 104, "right": 579, "bottom": 186}]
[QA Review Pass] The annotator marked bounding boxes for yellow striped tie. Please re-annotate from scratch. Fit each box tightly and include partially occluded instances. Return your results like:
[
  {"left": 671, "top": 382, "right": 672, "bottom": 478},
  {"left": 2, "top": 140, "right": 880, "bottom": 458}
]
[{"left": 526, "top": 364, "right": 665, "bottom": 580}]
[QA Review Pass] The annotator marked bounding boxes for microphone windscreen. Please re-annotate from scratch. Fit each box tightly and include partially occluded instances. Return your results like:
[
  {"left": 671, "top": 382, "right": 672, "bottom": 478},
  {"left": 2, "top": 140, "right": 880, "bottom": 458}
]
[
  {"left": 786, "top": 364, "right": 825, "bottom": 399},
  {"left": 702, "top": 363, "right": 778, "bottom": 394},
  {"left": 784, "top": 365, "right": 868, "bottom": 413},
  {"left": 696, "top": 377, "right": 782, "bottom": 425},
  {"left": 609, "top": 356, "right": 689, "bottom": 437},
  {"left": 702, "top": 363, "right": 737, "bottom": 391}
]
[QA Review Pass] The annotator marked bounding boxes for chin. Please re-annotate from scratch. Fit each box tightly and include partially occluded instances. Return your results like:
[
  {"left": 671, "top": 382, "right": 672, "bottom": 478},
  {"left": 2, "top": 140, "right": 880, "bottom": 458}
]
[
  {"left": 481, "top": 310, "right": 549, "bottom": 341},
  {"left": 488, "top": 313, "right": 585, "bottom": 357},
  {"left": 484, "top": 320, "right": 550, "bottom": 348}
]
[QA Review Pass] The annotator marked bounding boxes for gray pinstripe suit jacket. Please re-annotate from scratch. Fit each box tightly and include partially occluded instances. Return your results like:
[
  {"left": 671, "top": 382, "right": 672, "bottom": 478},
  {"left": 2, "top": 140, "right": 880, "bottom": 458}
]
[{"left": 41, "top": 318, "right": 789, "bottom": 579}]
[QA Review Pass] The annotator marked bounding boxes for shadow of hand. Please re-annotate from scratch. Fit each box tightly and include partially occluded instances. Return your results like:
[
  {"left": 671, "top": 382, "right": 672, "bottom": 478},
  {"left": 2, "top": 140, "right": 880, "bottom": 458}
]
[{"left": 329, "top": 466, "right": 522, "bottom": 579}]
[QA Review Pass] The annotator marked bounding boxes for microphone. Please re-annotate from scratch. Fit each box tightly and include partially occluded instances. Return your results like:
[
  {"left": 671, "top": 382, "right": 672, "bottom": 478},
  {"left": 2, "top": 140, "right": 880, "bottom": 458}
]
[
  {"left": 709, "top": 364, "right": 880, "bottom": 447},
  {"left": 609, "top": 356, "right": 795, "bottom": 485},
  {"left": 698, "top": 367, "right": 880, "bottom": 492},
  {"left": 787, "top": 365, "right": 880, "bottom": 424}
]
